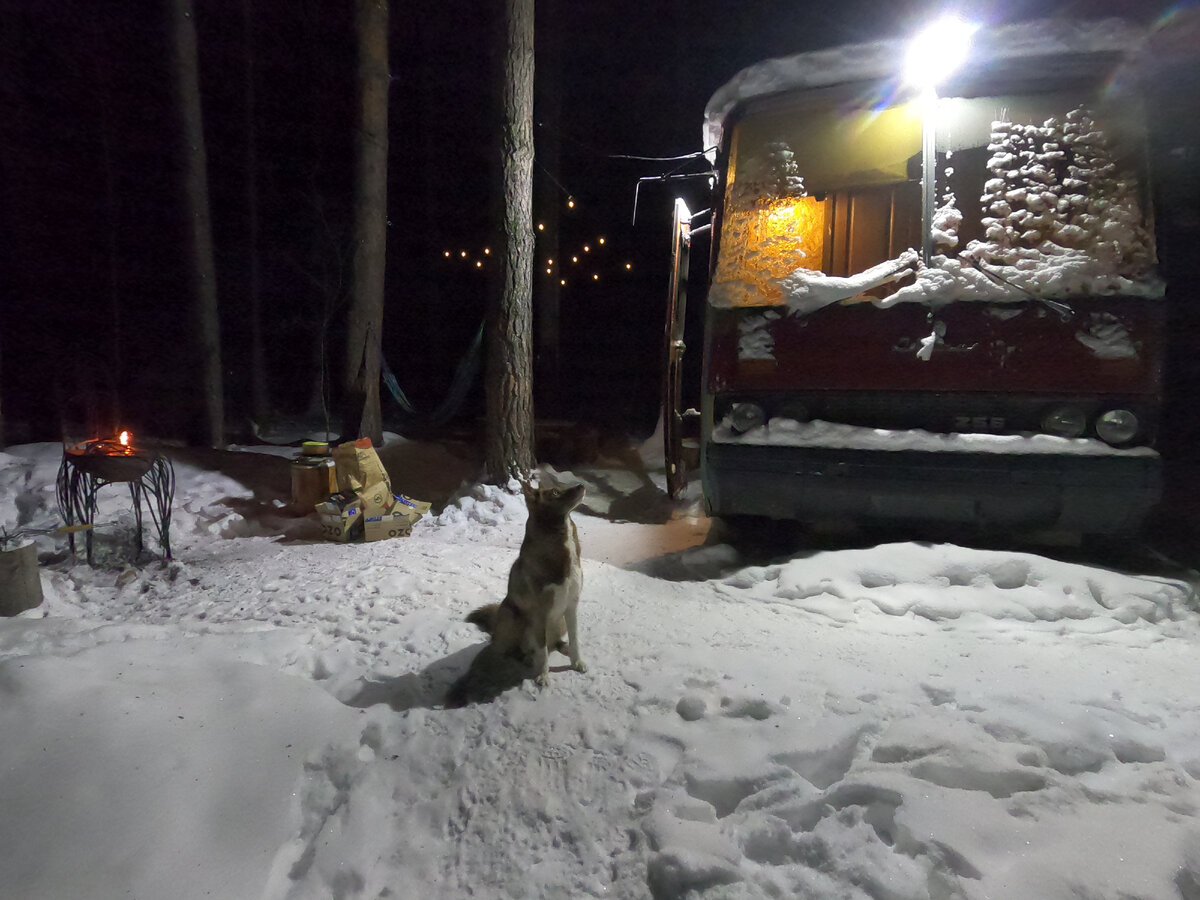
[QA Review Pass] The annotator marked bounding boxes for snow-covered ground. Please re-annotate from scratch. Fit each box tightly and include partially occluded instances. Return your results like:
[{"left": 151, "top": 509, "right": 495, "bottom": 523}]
[{"left": 2, "top": 434, "right": 1199, "bottom": 900}]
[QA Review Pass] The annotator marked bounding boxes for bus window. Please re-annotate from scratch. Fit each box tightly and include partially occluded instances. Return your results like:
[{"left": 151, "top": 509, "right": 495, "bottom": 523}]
[
  {"left": 710, "top": 83, "right": 1158, "bottom": 312},
  {"left": 711, "top": 98, "right": 922, "bottom": 308}
]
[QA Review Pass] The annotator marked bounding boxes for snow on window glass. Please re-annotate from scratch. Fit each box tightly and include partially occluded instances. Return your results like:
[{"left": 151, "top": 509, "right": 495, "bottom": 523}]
[{"left": 711, "top": 88, "right": 1162, "bottom": 314}]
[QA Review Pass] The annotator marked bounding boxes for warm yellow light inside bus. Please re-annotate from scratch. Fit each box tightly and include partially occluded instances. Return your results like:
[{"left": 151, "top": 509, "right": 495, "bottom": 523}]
[
  {"left": 709, "top": 97, "right": 923, "bottom": 308},
  {"left": 712, "top": 196, "right": 826, "bottom": 307}
]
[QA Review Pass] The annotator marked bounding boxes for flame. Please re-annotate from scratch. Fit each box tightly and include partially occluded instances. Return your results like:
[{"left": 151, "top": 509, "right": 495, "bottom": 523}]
[{"left": 119, "top": 430, "right": 131, "bottom": 447}]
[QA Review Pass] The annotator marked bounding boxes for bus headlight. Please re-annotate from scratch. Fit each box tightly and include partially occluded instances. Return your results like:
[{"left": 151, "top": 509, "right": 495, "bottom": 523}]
[
  {"left": 1095, "top": 409, "right": 1139, "bottom": 446},
  {"left": 729, "top": 402, "right": 767, "bottom": 434},
  {"left": 1041, "top": 405, "right": 1087, "bottom": 438}
]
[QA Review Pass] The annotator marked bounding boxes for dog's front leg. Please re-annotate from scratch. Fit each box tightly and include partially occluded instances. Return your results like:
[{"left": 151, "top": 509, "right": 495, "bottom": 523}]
[
  {"left": 565, "top": 604, "right": 587, "bottom": 673},
  {"left": 534, "top": 611, "right": 552, "bottom": 687}
]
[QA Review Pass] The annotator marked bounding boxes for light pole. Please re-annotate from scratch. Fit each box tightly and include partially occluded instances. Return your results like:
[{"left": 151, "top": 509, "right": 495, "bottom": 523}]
[{"left": 904, "top": 17, "right": 976, "bottom": 265}]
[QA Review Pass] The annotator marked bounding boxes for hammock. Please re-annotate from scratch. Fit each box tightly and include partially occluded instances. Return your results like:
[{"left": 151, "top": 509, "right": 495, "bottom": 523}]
[{"left": 381, "top": 321, "right": 484, "bottom": 430}]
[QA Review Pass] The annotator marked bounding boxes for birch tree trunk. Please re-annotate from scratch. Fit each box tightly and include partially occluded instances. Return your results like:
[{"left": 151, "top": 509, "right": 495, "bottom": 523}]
[
  {"left": 486, "top": 0, "right": 537, "bottom": 482},
  {"left": 343, "top": 0, "right": 389, "bottom": 447},
  {"left": 169, "top": 0, "right": 224, "bottom": 448}
]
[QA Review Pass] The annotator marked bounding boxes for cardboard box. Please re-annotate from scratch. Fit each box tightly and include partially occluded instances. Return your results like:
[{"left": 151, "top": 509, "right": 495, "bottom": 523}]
[
  {"left": 392, "top": 493, "right": 432, "bottom": 517},
  {"left": 363, "top": 494, "right": 432, "bottom": 541},
  {"left": 316, "top": 496, "right": 363, "bottom": 542},
  {"left": 359, "top": 480, "right": 396, "bottom": 517},
  {"left": 317, "top": 438, "right": 431, "bottom": 542},
  {"left": 364, "top": 510, "right": 415, "bottom": 542}
]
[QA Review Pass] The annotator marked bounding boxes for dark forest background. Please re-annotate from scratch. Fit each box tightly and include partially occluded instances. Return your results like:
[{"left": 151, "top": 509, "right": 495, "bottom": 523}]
[{"left": 1, "top": 0, "right": 1196, "bottom": 450}]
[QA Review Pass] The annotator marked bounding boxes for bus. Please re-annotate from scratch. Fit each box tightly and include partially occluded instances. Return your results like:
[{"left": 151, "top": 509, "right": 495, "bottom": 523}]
[{"left": 664, "top": 18, "right": 1166, "bottom": 535}]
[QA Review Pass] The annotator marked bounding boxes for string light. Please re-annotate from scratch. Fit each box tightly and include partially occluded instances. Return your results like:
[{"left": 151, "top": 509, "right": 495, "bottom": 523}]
[
  {"left": 441, "top": 218, "right": 637, "bottom": 281},
  {"left": 567, "top": 197, "right": 575, "bottom": 209}
]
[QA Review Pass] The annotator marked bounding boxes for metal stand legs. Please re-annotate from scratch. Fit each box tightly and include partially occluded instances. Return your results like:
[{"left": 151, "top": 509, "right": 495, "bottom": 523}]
[{"left": 56, "top": 454, "right": 175, "bottom": 564}]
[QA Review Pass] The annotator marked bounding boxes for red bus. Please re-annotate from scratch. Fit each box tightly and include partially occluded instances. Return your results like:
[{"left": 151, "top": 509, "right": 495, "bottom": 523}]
[{"left": 665, "top": 18, "right": 1165, "bottom": 534}]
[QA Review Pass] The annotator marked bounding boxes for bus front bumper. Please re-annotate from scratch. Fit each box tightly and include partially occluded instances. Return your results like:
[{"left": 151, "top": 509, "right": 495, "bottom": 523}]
[{"left": 703, "top": 442, "right": 1161, "bottom": 534}]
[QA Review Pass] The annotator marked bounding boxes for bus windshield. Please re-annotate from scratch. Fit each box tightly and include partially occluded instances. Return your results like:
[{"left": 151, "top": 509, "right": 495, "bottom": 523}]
[{"left": 710, "top": 82, "right": 1161, "bottom": 312}]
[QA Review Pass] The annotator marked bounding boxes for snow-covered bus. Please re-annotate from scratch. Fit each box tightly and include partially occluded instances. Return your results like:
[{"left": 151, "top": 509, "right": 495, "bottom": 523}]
[{"left": 665, "top": 18, "right": 1166, "bottom": 534}]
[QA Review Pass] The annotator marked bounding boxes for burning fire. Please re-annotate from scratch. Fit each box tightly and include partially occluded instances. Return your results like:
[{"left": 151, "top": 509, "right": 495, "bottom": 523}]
[{"left": 69, "top": 429, "right": 140, "bottom": 457}]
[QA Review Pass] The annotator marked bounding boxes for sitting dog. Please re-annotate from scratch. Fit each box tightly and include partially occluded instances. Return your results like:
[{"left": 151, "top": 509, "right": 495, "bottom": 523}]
[{"left": 450, "top": 476, "right": 587, "bottom": 703}]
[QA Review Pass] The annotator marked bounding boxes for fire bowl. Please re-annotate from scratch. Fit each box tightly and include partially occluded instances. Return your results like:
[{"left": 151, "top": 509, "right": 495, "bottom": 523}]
[{"left": 66, "top": 451, "right": 154, "bottom": 482}]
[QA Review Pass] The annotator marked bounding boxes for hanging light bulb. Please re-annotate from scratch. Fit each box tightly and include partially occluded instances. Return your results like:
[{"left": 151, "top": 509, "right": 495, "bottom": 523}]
[
  {"left": 583, "top": 245, "right": 590, "bottom": 253},
  {"left": 546, "top": 267, "right": 552, "bottom": 274},
  {"left": 592, "top": 273, "right": 599, "bottom": 281},
  {"left": 547, "top": 258, "right": 554, "bottom": 266},
  {"left": 598, "top": 236, "right": 606, "bottom": 245},
  {"left": 560, "top": 279, "right": 566, "bottom": 286},
  {"left": 625, "top": 262, "right": 633, "bottom": 270},
  {"left": 571, "top": 255, "right": 579, "bottom": 263},
  {"left": 443, "top": 250, "right": 451, "bottom": 258},
  {"left": 537, "top": 223, "right": 545, "bottom": 231},
  {"left": 460, "top": 250, "right": 468, "bottom": 258},
  {"left": 475, "top": 260, "right": 483, "bottom": 268},
  {"left": 567, "top": 197, "right": 575, "bottom": 209},
  {"left": 483, "top": 247, "right": 491, "bottom": 255}
]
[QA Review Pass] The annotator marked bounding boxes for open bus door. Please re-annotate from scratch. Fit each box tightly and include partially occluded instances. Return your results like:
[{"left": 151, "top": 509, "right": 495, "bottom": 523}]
[{"left": 663, "top": 198, "right": 693, "bottom": 499}]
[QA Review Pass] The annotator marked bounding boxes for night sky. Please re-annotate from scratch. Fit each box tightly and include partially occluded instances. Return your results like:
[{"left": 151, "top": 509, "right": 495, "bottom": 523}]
[{"left": 1, "top": 0, "right": 1196, "bottom": 446}]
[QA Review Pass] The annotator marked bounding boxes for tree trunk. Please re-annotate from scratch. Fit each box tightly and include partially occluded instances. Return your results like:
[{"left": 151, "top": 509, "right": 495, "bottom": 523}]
[
  {"left": 486, "top": 0, "right": 537, "bottom": 483},
  {"left": 343, "top": 0, "right": 389, "bottom": 447},
  {"left": 533, "top": 0, "right": 562, "bottom": 414},
  {"left": 0, "top": 336, "right": 5, "bottom": 448},
  {"left": 242, "top": 0, "right": 269, "bottom": 423},
  {"left": 169, "top": 0, "right": 224, "bottom": 448}
]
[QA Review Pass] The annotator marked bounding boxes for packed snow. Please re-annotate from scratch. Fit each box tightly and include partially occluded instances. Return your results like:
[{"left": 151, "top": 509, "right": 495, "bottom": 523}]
[
  {"left": 1, "top": 433, "right": 1199, "bottom": 900},
  {"left": 712, "top": 417, "right": 1160, "bottom": 457}
]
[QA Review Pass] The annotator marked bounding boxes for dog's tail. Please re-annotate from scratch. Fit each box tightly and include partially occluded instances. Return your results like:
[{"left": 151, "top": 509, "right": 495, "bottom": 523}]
[{"left": 465, "top": 602, "right": 501, "bottom": 636}]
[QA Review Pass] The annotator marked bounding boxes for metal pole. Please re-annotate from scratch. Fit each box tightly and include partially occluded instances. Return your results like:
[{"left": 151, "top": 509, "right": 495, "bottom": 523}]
[{"left": 921, "top": 89, "right": 937, "bottom": 265}]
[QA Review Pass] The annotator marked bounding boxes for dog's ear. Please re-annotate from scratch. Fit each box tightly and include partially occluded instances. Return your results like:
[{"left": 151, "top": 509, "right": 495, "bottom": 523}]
[{"left": 517, "top": 470, "right": 537, "bottom": 501}]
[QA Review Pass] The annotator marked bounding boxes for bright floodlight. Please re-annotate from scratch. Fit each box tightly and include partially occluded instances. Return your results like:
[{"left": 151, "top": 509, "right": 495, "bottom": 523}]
[{"left": 904, "top": 17, "right": 976, "bottom": 89}]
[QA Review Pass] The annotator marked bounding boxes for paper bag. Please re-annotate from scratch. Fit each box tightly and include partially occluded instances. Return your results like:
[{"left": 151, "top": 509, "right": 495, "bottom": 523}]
[{"left": 333, "top": 438, "right": 392, "bottom": 495}]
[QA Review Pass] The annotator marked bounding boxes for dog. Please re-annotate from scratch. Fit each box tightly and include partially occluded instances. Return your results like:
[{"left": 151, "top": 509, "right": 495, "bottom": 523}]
[{"left": 457, "top": 476, "right": 587, "bottom": 696}]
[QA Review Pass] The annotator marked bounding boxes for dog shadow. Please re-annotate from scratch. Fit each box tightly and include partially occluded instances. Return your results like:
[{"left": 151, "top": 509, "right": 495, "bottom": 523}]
[{"left": 342, "top": 642, "right": 543, "bottom": 711}]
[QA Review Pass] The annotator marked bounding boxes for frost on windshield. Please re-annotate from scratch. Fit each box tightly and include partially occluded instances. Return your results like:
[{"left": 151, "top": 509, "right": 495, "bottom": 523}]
[
  {"left": 710, "top": 103, "right": 1163, "bottom": 315},
  {"left": 890, "top": 107, "right": 1162, "bottom": 306},
  {"left": 707, "top": 141, "right": 824, "bottom": 310}
]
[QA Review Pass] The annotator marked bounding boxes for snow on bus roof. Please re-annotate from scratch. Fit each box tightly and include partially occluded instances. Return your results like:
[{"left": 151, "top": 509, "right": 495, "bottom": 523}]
[{"left": 702, "top": 18, "right": 1145, "bottom": 156}]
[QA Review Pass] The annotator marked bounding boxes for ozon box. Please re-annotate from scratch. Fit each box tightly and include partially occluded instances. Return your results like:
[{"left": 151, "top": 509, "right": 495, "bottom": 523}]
[
  {"left": 364, "top": 495, "right": 432, "bottom": 542},
  {"left": 314, "top": 501, "right": 360, "bottom": 542},
  {"left": 363, "top": 510, "right": 415, "bottom": 542}
]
